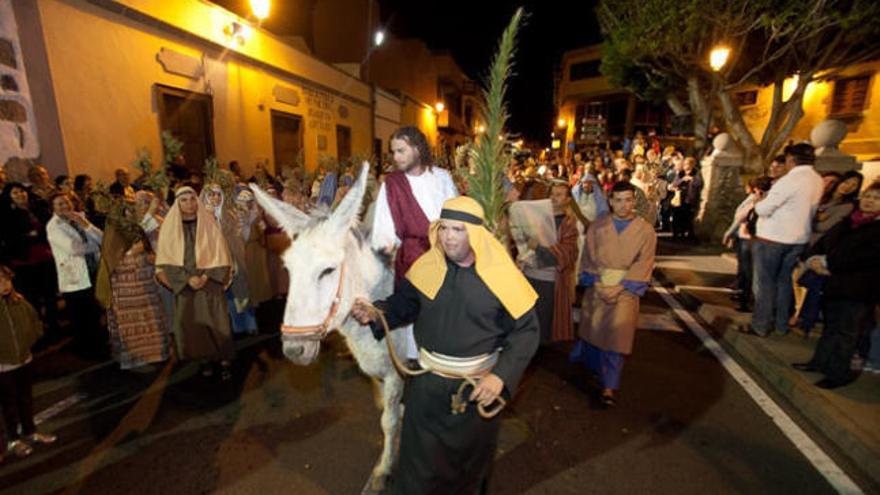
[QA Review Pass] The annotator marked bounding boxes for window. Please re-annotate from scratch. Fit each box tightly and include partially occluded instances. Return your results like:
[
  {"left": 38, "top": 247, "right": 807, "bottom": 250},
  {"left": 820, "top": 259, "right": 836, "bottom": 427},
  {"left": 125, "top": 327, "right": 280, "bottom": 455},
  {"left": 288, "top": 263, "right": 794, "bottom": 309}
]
[
  {"left": 271, "top": 110, "right": 303, "bottom": 175},
  {"left": 156, "top": 85, "right": 214, "bottom": 173},
  {"left": 568, "top": 60, "right": 602, "bottom": 81},
  {"left": 831, "top": 75, "right": 870, "bottom": 115},
  {"left": 336, "top": 125, "right": 352, "bottom": 161},
  {"left": 735, "top": 90, "right": 758, "bottom": 106}
]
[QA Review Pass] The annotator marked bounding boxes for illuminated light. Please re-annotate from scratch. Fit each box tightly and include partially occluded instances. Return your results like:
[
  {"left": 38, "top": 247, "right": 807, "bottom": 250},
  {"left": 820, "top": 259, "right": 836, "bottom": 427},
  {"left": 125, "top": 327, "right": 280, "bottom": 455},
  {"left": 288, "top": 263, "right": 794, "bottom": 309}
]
[
  {"left": 538, "top": 165, "right": 547, "bottom": 175},
  {"left": 557, "top": 118, "right": 566, "bottom": 128},
  {"left": 551, "top": 139, "right": 561, "bottom": 149},
  {"left": 374, "top": 30, "right": 386, "bottom": 47},
  {"left": 435, "top": 102, "right": 445, "bottom": 113},
  {"left": 709, "top": 45, "right": 730, "bottom": 72},
  {"left": 250, "top": 0, "right": 270, "bottom": 20},
  {"left": 475, "top": 125, "right": 486, "bottom": 134},
  {"left": 240, "top": 23, "right": 254, "bottom": 41}
]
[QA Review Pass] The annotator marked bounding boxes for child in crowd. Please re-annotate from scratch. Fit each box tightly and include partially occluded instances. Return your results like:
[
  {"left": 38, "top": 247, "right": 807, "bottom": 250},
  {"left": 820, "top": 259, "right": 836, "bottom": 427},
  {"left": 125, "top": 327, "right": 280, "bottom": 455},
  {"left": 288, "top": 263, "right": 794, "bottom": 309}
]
[{"left": 0, "top": 265, "right": 57, "bottom": 461}]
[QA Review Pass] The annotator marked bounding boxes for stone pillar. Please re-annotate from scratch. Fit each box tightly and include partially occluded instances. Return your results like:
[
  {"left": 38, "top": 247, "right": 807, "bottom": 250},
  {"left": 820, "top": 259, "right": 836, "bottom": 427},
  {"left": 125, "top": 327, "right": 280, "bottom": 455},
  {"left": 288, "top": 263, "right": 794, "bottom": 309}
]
[
  {"left": 696, "top": 133, "right": 746, "bottom": 241},
  {"left": 812, "top": 119, "right": 859, "bottom": 173},
  {"left": 0, "top": 0, "right": 40, "bottom": 181}
]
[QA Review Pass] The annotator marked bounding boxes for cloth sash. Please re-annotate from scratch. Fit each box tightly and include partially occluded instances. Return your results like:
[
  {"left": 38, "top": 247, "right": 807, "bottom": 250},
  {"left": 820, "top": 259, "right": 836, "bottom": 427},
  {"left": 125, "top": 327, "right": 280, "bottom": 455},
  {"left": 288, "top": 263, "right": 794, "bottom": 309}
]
[
  {"left": 418, "top": 348, "right": 499, "bottom": 379},
  {"left": 384, "top": 171, "right": 431, "bottom": 283}
]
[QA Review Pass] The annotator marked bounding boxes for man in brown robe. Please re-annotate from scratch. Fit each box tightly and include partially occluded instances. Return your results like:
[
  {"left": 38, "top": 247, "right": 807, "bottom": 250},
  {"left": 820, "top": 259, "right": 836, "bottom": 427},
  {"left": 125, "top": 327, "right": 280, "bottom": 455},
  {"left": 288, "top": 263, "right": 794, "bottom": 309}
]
[
  {"left": 518, "top": 182, "right": 580, "bottom": 344},
  {"left": 572, "top": 181, "right": 656, "bottom": 407},
  {"left": 155, "top": 186, "right": 235, "bottom": 379}
]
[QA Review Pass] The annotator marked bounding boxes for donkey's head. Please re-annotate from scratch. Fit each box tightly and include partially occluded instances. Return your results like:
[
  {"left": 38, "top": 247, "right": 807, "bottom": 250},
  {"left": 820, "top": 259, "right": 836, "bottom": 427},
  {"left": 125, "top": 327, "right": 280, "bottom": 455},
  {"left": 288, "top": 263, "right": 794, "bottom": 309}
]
[{"left": 251, "top": 163, "right": 371, "bottom": 365}]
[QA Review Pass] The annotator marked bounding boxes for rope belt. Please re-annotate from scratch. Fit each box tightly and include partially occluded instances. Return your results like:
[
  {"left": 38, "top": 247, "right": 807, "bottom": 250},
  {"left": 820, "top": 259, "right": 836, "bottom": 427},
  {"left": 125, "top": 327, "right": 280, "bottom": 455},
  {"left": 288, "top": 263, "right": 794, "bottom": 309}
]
[{"left": 364, "top": 302, "right": 507, "bottom": 419}]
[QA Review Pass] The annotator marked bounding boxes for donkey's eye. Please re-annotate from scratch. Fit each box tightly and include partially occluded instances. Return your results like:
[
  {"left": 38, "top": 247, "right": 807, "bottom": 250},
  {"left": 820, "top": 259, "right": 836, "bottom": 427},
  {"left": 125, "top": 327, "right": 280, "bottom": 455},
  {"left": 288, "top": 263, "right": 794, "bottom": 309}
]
[{"left": 319, "top": 267, "right": 336, "bottom": 279}]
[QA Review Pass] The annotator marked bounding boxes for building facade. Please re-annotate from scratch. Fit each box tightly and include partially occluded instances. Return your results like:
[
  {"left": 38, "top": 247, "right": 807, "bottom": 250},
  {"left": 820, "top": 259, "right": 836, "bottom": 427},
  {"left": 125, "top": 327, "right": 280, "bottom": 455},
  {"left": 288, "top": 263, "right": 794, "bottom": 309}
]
[
  {"left": 555, "top": 45, "right": 678, "bottom": 156},
  {"left": 556, "top": 44, "right": 880, "bottom": 163},
  {"left": 3, "top": 0, "right": 377, "bottom": 181}
]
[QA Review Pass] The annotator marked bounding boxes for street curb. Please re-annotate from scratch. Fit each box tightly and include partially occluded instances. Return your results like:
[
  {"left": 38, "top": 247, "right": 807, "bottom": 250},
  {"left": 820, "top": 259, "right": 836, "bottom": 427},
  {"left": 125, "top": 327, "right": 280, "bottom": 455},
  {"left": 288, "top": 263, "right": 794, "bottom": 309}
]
[{"left": 654, "top": 270, "right": 880, "bottom": 486}]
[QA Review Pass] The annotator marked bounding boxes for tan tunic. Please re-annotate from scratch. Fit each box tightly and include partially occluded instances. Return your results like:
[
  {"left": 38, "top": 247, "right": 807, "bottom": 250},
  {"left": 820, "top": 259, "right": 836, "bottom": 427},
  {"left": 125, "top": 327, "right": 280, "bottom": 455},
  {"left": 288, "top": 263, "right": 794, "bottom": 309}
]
[
  {"left": 161, "top": 220, "right": 235, "bottom": 361},
  {"left": 578, "top": 215, "right": 656, "bottom": 355}
]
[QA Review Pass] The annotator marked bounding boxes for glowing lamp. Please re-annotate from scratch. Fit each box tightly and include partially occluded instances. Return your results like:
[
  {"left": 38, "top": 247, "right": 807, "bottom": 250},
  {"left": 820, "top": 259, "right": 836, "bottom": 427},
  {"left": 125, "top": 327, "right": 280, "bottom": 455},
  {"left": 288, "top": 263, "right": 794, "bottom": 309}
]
[
  {"left": 709, "top": 46, "right": 730, "bottom": 72},
  {"left": 250, "top": 0, "right": 270, "bottom": 20}
]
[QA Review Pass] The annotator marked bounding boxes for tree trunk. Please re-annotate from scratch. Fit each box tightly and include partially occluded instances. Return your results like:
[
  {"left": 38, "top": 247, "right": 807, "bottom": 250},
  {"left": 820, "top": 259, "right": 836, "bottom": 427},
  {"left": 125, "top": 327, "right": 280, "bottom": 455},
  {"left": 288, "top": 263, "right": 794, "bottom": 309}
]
[
  {"left": 717, "top": 87, "right": 762, "bottom": 174},
  {"left": 685, "top": 76, "right": 711, "bottom": 156}
]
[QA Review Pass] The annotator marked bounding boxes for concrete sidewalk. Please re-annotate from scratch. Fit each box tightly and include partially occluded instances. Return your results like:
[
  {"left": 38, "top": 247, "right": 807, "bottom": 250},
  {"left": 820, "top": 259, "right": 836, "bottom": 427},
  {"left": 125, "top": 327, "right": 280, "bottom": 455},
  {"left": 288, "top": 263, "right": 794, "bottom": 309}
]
[{"left": 653, "top": 238, "right": 880, "bottom": 486}]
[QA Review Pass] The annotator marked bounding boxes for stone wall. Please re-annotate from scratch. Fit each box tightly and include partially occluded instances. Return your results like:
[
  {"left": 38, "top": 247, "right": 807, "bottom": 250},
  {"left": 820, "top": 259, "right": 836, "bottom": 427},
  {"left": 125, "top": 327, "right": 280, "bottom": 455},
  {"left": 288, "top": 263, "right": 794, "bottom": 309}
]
[
  {"left": 0, "top": 0, "right": 40, "bottom": 182},
  {"left": 696, "top": 134, "right": 747, "bottom": 241}
]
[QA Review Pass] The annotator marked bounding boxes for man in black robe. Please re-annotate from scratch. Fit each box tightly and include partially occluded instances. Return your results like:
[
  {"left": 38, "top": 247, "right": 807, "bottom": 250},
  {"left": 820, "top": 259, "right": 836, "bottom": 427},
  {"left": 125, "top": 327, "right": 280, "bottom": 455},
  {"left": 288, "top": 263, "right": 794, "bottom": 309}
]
[{"left": 353, "top": 196, "right": 540, "bottom": 495}]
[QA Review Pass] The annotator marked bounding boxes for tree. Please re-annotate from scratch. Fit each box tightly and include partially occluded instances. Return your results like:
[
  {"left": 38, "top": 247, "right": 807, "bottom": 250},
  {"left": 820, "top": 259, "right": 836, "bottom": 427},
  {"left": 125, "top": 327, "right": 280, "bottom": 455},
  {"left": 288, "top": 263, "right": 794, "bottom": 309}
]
[{"left": 598, "top": 0, "right": 880, "bottom": 172}]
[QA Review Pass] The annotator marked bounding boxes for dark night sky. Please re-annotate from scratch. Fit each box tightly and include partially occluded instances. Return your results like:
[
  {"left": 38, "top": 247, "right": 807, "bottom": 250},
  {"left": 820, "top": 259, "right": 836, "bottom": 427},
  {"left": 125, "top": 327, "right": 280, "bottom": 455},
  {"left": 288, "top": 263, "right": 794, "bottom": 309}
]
[
  {"left": 214, "top": 0, "right": 603, "bottom": 144},
  {"left": 378, "top": 0, "right": 602, "bottom": 144}
]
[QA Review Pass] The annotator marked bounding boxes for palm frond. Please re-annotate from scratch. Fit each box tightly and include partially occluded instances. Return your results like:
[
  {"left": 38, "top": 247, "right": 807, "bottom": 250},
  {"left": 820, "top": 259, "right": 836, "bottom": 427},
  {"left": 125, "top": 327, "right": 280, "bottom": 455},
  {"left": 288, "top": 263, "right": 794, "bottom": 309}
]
[{"left": 470, "top": 8, "right": 524, "bottom": 236}]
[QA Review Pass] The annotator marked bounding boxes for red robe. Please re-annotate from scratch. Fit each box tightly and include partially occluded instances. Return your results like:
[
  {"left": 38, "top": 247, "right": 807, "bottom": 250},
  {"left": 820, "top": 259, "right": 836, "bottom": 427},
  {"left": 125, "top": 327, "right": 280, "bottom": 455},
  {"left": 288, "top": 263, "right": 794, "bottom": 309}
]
[
  {"left": 384, "top": 171, "right": 431, "bottom": 284},
  {"left": 549, "top": 213, "right": 580, "bottom": 342}
]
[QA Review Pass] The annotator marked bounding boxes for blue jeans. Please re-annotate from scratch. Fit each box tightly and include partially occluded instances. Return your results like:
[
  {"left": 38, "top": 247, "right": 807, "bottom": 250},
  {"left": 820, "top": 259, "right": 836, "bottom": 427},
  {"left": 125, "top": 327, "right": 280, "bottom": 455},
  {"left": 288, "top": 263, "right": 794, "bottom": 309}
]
[
  {"left": 750, "top": 239, "right": 804, "bottom": 335},
  {"left": 736, "top": 238, "right": 753, "bottom": 299}
]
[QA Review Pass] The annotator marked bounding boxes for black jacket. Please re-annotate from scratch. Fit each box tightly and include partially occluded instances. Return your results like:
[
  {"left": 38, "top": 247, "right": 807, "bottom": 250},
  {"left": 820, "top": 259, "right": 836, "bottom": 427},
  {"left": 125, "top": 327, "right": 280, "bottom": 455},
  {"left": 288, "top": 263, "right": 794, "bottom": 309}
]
[{"left": 806, "top": 217, "right": 880, "bottom": 303}]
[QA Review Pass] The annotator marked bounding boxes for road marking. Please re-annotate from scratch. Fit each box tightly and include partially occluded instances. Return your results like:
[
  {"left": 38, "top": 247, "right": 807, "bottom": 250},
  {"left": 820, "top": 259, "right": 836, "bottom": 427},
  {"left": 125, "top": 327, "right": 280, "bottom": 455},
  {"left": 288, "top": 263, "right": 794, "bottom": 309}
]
[
  {"left": 652, "top": 279, "right": 863, "bottom": 495},
  {"left": 674, "top": 284, "right": 736, "bottom": 294},
  {"left": 30, "top": 334, "right": 276, "bottom": 428},
  {"left": 34, "top": 392, "right": 88, "bottom": 425}
]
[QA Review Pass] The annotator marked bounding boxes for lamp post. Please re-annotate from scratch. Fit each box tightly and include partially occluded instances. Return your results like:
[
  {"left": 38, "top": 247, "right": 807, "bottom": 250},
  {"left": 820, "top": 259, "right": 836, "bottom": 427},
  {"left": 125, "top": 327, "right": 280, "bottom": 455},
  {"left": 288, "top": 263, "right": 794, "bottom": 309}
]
[
  {"left": 709, "top": 46, "right": 730, "bottom": 72},
  {"left": 704, "top": 44, "right": 731, "bottom": 155},
  {"left": 249, "top": 0, "right": 270, "bottom": 21}
]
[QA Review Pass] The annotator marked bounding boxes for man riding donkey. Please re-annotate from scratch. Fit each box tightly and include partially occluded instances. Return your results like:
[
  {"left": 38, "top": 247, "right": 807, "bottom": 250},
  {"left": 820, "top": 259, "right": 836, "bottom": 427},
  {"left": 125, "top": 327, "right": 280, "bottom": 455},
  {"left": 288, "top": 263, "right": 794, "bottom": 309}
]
[
  {"left": 370, "top": 126, "right": 459, "bottom": 360},
  {"left": 353, "top": 196, "right": 540, "bottom": 494}
]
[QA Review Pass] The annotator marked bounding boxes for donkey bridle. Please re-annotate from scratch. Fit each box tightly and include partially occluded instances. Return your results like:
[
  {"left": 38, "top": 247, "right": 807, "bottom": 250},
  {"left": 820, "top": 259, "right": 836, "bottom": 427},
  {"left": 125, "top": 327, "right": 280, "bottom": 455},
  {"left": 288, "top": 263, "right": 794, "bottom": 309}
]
[{"left": 280, "top": 264, "right": 346, "bottom": 340}]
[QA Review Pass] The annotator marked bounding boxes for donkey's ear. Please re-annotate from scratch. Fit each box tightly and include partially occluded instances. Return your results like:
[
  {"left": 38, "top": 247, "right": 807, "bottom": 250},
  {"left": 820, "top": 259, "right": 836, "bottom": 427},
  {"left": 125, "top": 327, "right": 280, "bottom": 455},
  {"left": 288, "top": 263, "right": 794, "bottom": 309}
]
[
  {"left": 249, "top": 183, "right": 310, "bottom": 237},
  {"left": 328, "top": 162, "right": 369, "bottom": 234}
]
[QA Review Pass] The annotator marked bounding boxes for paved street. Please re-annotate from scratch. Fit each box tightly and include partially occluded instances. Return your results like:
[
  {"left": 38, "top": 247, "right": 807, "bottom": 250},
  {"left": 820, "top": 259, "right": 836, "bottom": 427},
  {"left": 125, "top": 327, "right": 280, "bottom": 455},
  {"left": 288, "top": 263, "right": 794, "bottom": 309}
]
[{"left": 0, "top": 250, "right": 862, "bottom": 495}]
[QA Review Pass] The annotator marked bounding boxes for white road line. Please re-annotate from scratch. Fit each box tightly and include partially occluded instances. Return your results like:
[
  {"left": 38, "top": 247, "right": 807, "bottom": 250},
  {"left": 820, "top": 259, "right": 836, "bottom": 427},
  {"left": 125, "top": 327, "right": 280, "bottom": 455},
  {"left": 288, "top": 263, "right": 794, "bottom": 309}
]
[
  {"left": 674, "top": 284, "right": 736, "bottom": 294},
  {"left": 651, "top": 278, "right": 863, "bottom": 495},
  {"left": 30, "top": 334, "right": 276, "bottom": 429},
  {"left": 33, "top": 392, "right": 87, "bottom": 425}
]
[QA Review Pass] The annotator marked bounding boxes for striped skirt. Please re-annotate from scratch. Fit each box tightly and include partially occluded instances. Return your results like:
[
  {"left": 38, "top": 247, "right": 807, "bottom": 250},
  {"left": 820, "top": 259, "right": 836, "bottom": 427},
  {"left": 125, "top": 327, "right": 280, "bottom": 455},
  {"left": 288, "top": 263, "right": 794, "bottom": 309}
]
[{"left": 107, "top": 252, "right": 170, "bottom": 369}]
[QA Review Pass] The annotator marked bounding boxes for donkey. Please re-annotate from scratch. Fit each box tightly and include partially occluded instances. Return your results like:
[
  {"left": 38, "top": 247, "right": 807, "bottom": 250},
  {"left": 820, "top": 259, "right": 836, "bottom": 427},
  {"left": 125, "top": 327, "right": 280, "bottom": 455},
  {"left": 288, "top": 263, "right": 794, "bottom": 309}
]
[{"left": 250, "top": 163, "right": 406, "bottom": 492}]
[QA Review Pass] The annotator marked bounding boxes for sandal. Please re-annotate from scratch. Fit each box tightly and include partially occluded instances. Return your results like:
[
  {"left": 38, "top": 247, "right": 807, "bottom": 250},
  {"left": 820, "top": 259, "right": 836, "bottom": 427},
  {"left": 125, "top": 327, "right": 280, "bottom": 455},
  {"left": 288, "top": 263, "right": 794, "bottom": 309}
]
[
  {"left": 28, "top": 432, "right": 58, "bottom": 445},
  {"left": 8, "top": 440, "right": 33, "bottom": 458}
]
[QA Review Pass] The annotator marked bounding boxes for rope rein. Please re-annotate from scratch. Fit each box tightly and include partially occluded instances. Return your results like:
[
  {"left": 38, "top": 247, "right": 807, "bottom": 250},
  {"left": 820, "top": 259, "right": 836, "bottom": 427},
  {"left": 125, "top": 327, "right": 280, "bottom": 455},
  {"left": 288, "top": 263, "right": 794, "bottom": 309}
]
[{"left": 361, "top": 302, "right": 506, "bottom": 419}]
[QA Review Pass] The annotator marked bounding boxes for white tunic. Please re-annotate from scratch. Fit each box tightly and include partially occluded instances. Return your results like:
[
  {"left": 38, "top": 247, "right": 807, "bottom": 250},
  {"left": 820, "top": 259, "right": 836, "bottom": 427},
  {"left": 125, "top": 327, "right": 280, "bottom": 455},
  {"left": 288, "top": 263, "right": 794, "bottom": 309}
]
[
  {"left": 369, "top": 167, "right": 458, "bottom": 358},
  {"left": 370, "top": 167, "right": 459, "bottom": 252}
]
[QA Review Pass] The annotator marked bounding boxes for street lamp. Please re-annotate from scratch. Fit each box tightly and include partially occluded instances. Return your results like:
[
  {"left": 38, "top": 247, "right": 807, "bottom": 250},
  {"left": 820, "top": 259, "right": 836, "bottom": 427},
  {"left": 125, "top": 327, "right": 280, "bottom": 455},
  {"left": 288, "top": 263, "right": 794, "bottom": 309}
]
[
  {"left": 249, "top": 0, "right": 270, "bottom": 21},
  {"left": 557, "top": 118, "right": 566, "bottom": 128},
  {"left": 709, "top": 45, "right": 730, "bottom": 72},
  {"left": 435, "top": 101, "right": 445, "bottom": 113},
  {"left": 374, "top": 30, "right": 385, "bottom": 47}
]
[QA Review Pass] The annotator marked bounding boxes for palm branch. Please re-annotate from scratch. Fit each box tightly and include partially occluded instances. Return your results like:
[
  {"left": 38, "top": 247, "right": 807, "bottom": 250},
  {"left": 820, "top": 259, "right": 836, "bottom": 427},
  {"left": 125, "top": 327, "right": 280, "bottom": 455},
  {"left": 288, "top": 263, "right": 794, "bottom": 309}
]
[{"left": 469, "top": 7, "right": 524, "bottom": 236}]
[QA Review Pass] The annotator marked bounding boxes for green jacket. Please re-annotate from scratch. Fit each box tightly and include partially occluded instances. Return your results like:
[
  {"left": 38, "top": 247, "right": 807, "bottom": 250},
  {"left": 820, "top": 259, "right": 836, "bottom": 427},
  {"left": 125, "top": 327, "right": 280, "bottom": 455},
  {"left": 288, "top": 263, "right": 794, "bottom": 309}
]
[{"left": 0, "top": 294, "right": 44, "bottom": 366}]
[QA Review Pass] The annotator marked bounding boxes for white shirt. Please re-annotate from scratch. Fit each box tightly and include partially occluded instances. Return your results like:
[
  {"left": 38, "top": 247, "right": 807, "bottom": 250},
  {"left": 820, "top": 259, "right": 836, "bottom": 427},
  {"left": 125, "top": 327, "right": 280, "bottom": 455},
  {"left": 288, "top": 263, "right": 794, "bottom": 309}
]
[
  {"left": 755, "top": 166, "right": 824, "bottom": 244},
  {"left": 46, "top": 213, "right": 103, "bottom": 293},
  {"left": 370, "top": 167, "right": 459, "bottom": 251}
]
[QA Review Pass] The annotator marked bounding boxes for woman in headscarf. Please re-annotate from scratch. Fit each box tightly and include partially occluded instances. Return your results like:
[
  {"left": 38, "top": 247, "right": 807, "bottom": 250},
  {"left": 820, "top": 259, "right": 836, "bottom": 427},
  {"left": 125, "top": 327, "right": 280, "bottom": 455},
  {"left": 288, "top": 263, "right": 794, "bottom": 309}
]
[
  {"left": 200, "top": 183, "right": 258, "bottom": 336},
  {"left": 134, "top": 190, "right": 174, "bottom": 328},
  {"left": 155, "top": 186, "right": 235, "bottom": 379},
  {"left": 95, "top": 200, "right": 170, "bottom": 370},
  {"left": 234, "top": 189, "right": 273, "bottom": 309}
]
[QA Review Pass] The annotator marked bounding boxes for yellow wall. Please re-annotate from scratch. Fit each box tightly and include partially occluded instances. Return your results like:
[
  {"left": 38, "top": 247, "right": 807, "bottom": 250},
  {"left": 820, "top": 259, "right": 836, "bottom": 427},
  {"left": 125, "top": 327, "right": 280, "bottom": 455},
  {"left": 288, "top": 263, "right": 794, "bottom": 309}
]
[
  {"left": 37, "top": 0, "right": 372, "bottom": 180},
  {"left": 734, "top": 61, "right": 880, "bottom": 161},
  {"left": 400, "top": 97, "right": 439, "bottom": 150}
]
